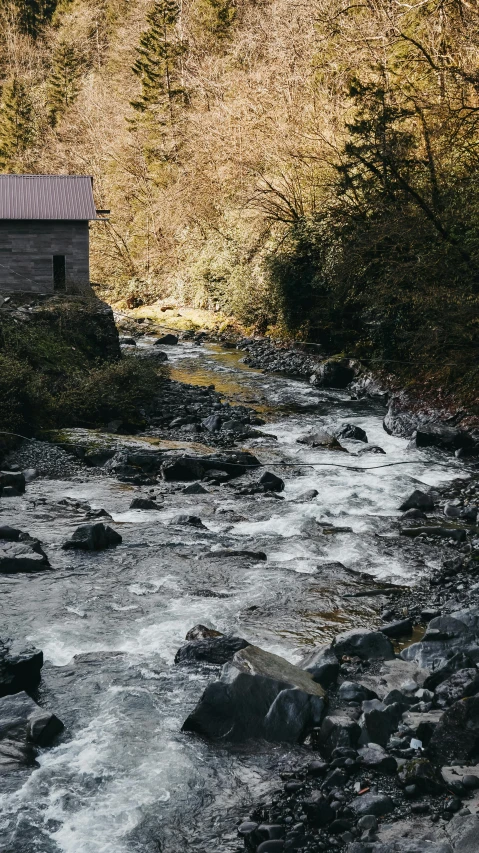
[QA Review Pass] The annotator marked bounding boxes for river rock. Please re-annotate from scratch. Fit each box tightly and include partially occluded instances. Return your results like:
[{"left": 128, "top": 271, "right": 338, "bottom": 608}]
[
  {"left": 182, "top": 645, "right": 325, "bottom": 743},
  {"left": 300, "top": 791, "right": 335, "bottom": 826},
  {"left": 297, "top": 430, "right": 346, "bottom": 451},
  {"left": 0, "top": 691, "right": 63, "bottom": 748},
  {"left": 161, "top": 457, "right": 205, "bottom": 481},
  {"left": 175, "top": 636, "right": 249, "bottom": 665},
  {"left": 202, "top": 414, "right": 222, "bottom": 432},
  {"left": 357, "top": 445, "right": 386, "bottom": 455},
  {"left": 428, "top": 696, "right": 479, "bottom": 764},
  {"left": 401, "top": 615, "right": 479, "bottom": 669},
  {"left": 399, "top": 490, "right": 435, "bottom": 512},
  {"left": 402, "top": 508, "right": 427, "bottom": 520},
  {"left": 0, "top": 526, "right": 23, "bottom": 541},
  {"left": 303, "top": 645, "right": 340, "bottom": 687},
  {"left": 258, "top": 471, "right": 284, "bottom": 492},
  {"left": 446, "top": 813, "right": 479, "bottom": 853},
  {"left": 359, "top": 699, "right": 403, "bottom": 747},
  {"left": 350, "top": 792, "right": 394, "bottom": 818},
  {"left": 210, "top": 549, "right": 267, "bottom": 560},
  {"left": 0, "top": 641, "right": 43, "bottom": 697},
  {"left": 361, "top": 659, "right": 429, "bottom": 702},
  {"left": 398, "top": 758, "right": 443, "bottom": 793},
  {"left": 358, "top": 743, "right": 397, "bottom": 773},
  {"left": 317, "top": 714, "right": 361, "bottom": 756},
  {"left": 154, "top": 333, "right": 178, "bottom": 345},
  {"left": 129, "top": 497, "right": 161, "bottom": 510},
  {"left": 339, "top": 681, "right": 378, "bottom": 703},
  {"left": 380, "top": 619, "right": 413, "bottom": 638},
  {"left": 0, "top": 471, "right": 26, "bottom": 495},
  {"left": 62, "top": 523, "right": 122, "bottom": 551},
  {"left": 169, "top": 514, "right": 206, "bottom": 528},
  {"left": 0, "top": 539, "right": 50, "bottom": 572},
  {"left": 312, "top": 358, "right": 355, "bottom": 388},
  {"left": 414, "top": 424, "right": 474, "bottom": 452},
  {"left": 185, "top": 625, "right": 223, "bottom": 640},
  {"left": 182, "top": 482, "right": 208, "bottom": 494},
  {"left": 336, "top": 424, "right": 368, "bottom": 443},
  {"left": 296, "top": 489, "right": 319, "bottom": 501},
  {"left": 434, "top": 668, "right": 479, "bottom": 707},
  {"left": 332, "top": 629, "right": 395, "bottom": 661}
]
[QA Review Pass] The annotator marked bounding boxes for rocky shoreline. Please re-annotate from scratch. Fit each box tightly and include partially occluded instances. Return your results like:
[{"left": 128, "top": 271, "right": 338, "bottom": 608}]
[
  {"left": 194, "top": 475, "right": 479, "bottom": 853},
  {"left": 1, "top": 321, "right": 479, "bottom": 851}
]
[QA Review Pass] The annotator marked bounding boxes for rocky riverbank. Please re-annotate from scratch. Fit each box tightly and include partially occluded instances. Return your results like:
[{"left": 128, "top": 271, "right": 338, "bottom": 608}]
[
  {"left": 192, "top": 475, "right": 479, "bottom": 853},
  {"left": 1, "top": 323, "right": 478, "bottom": 852}
]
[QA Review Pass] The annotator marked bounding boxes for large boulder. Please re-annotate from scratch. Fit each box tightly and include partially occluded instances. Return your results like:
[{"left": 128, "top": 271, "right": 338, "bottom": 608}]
[
  {"left": 359, "top": 699, "right": 403, "bottom": 747},
  {"left": 297, "top": 431, "right": 346, "bottom": 451},
  {"left": 360, "top": 659, "right": 429, "bottom": 702},
  {"left": 161, "top": 457, "right": 205, "bottom": 481},
  {"left": 154, "top": 333, "right": 178, "bottom": 345},
  {"left": 317, "top": 714, "right": 361, "bottom": 757},
  {"left": 0, "top": 640, "right": 43, "bottom": 697},
  {"left": 0, "top": 471, "right": 26, "bottom": 496},
  {"left": 428, "top": 696, "right": 479, "bottom": 765},
  {"left": 0, "top": 691, "right": 63, "bottom": 769},
  {"left": 311, "top": 359, "right": 355, "bottom": 389},
  {"left": 182, "top": 645, "right": 325, "bottom": 744},
  {"left": 414, "top": 424, "right": 474, "bottom": 452},
  {"left": 175, "top": 636, "right": 249, "bottom": 665},
  {"left": 335, "top": 424, "right": 368, "bottom": 443},
  {"left": 349, "top": 792, "right": 394, "bottom": 818},
  {"left": 401, "top": 614, "right": 479, "bottom": 670},
  {"left": 399, "top": 490, "right": 435, "bottom": 512},
  {"left": 303, "top": 645, "right": 340, "bottom": 688},
  {"left": 332, "top": 629, "right": 395, "bottom": 661},
  {"left": 62, "top": 523, "right": 122, "bottom": 551},
  {"left": 0, "top": 538, "right": 50, "bottom": 572}
]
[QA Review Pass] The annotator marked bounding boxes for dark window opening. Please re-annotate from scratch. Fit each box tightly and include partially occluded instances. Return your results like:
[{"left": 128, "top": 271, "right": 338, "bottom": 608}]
[{"left": 53, "top": 255, "right": 66, "bottom": 291}]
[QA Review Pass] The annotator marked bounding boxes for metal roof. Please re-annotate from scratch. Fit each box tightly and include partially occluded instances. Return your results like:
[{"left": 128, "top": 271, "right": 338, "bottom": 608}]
[{"left": 0, "top": 175, "right": 100, "bottom": 220}]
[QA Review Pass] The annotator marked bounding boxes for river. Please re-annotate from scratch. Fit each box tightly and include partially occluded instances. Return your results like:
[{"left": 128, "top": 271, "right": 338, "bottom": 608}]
[{"left": 0, "top": 339, "right": 466, "bottom": 853}]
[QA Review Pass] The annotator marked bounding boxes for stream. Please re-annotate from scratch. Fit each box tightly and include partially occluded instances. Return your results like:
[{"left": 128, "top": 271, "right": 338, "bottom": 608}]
[{"left": 0, "top": 339, "right": 468, "bottom": 853}]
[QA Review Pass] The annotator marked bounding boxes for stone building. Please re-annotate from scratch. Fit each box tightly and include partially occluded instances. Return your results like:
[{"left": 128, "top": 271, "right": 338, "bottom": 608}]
[{"left": 0, "top": 175, "right": 108, "bottom": 294}]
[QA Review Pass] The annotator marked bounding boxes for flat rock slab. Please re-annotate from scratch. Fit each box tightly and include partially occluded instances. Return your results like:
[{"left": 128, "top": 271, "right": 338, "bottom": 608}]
[
  {"left": 361, "top": 659, "right": 429, "bottom": 700},
  {"left": 225, "top": 646, "right": 325, "bottom": 697},
  {"left": 182, "top": 644, "right": 325, "bottom": 743},
  {"left": 0, "top": 540, "right": 50, "bottom": 572}
]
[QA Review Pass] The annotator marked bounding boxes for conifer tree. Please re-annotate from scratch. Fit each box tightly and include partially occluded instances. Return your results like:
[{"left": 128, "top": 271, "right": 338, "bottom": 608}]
[
  {"left": 0, "top": 77, "right": 35, "bottom": 169},
  {"left": 13, "top": 0, "right": 58, "bottom": 37},
  {"left": 48, "top": 41, "right": 83, "bottom": 126},
  {"left": 131, "top": 0, "right": 187, "bottom": 123}
]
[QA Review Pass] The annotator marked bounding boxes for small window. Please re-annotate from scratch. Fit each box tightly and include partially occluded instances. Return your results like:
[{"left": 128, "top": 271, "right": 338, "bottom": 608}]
[{"left": 53, "top": 255, "right": 66, "bottom": 291}]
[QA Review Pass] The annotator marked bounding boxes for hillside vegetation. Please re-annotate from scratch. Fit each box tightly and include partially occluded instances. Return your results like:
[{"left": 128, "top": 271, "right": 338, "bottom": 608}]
[{"left": 0, "top": 0, "right": 478, "bottom": 406}]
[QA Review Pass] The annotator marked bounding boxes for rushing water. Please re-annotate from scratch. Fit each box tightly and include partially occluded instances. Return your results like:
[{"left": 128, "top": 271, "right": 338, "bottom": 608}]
[{"left": 0, "top": 340, "right": 467, "bottom": 853}]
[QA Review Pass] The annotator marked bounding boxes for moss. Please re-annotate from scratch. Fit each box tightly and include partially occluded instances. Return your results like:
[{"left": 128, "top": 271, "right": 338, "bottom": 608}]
[{"left": 0, "top": 298, "right": 167, "bottom": 440}]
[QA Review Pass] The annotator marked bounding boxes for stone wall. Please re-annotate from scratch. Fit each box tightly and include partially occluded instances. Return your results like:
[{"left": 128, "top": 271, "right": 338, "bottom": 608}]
[{"left": 0, "top": 221, "right": 90, "bottom": 293}]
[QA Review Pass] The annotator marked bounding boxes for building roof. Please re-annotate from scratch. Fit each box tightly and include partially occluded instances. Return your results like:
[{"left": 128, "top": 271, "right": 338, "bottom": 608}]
[{"left": 0, "top": 175, "right": 100, "bottom": 220}]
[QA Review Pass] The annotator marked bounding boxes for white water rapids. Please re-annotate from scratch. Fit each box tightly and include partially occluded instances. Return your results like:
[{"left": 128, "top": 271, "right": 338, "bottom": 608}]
[{"left": 0, "top": 340, "right": 467, "bottom": 853}]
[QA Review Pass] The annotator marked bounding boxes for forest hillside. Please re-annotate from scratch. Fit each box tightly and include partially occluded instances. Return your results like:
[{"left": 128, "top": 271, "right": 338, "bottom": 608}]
[{"left": 1, "top": 0, "right": 478, "bottom": 404}]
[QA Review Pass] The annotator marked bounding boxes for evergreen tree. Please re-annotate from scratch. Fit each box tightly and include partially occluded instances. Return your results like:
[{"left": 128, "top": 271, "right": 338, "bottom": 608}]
[
  {"left": 194, "top": 0, "right": 235, "bottom": 43},
  {"left": 48, "top": 41, "right": 83, "bottom": 126},
  {"left": 131, "top": 0, "right": 187, "bottom": 123},
  {"left": 0, "top": 78, "right": 35, "bottom": 169},
  {"left": 13, "top": 0, "right": 58, "bottom": 38}
]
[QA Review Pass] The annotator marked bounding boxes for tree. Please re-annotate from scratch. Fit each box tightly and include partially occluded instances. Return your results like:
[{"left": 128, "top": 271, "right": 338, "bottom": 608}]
[
  {"left": 131, "top": 0, "right": 187, "bottom": 124},
  {"left": 0, "top": 77, "right": 35, "bottom": 169},
  {"left": 48, "top": 41, "right": 83, "bottom": 126},
  {"left": 13, "top": 0, "right": 57, "bottom": 37},
  {"left": 193, "top": 0, "right": 236, "bottom": 44}
]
